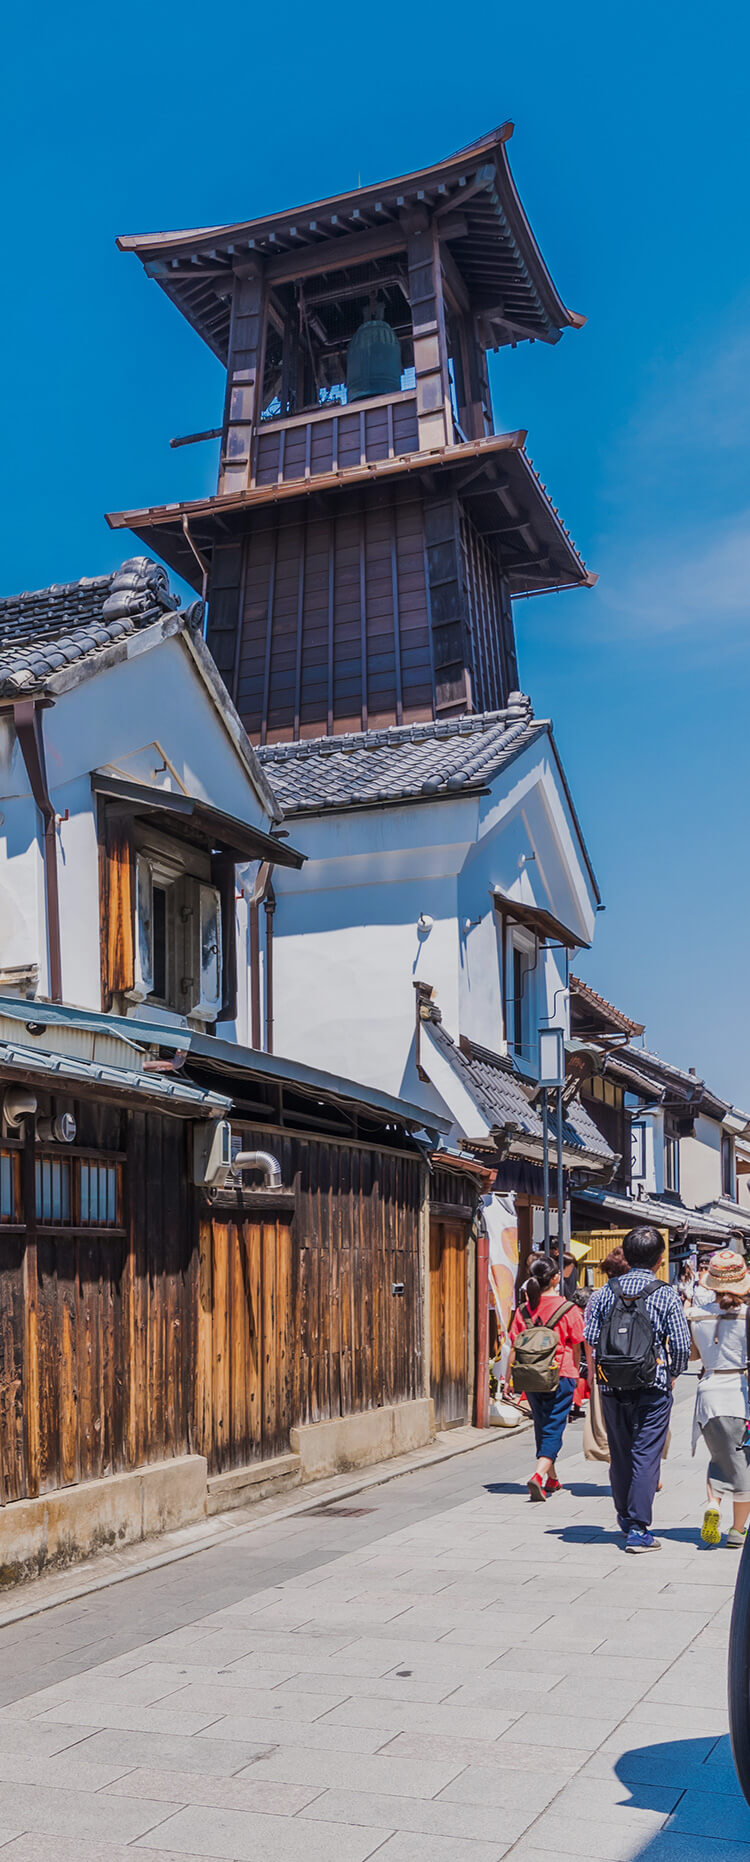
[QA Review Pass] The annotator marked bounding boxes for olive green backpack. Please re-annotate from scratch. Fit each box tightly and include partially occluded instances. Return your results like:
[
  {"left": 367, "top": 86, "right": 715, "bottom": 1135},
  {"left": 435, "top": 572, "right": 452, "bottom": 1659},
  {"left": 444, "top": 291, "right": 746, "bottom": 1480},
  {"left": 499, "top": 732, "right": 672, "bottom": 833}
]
[{"left": 510, "top": 1300, "right": 573, "bottom": 1395}]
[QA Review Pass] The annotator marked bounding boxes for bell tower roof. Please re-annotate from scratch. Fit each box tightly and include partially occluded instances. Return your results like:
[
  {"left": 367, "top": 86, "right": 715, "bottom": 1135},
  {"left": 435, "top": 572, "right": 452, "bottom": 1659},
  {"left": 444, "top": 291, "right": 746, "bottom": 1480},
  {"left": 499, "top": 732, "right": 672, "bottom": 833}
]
[{"left": 117, "top": 122, "right": 584, "bottom": 362}]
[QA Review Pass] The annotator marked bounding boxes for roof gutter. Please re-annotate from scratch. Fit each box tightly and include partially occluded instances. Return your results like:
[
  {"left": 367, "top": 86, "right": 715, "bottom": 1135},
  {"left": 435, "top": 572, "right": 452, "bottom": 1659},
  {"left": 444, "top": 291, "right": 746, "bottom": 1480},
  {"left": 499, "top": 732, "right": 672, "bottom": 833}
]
[{"left": 12, "top": 700, "right": 62, "bottom": 1002}]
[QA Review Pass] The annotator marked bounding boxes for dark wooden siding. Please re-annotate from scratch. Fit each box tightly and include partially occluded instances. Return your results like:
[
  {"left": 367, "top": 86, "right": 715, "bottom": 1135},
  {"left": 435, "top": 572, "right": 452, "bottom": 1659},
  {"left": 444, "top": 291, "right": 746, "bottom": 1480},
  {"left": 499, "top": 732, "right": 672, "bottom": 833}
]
[
  {"left": 0, "top": 1095, "right": 426, "bottom": 1501},
  {"left": 195, "top": 1126, "right": 424, "bottom": 1473},
  {"left": 222, "top": 484, "right": 434, "bottom": 742},
  {"left": 429, "top": 1216, "right": 469, "bottom": 1428}
]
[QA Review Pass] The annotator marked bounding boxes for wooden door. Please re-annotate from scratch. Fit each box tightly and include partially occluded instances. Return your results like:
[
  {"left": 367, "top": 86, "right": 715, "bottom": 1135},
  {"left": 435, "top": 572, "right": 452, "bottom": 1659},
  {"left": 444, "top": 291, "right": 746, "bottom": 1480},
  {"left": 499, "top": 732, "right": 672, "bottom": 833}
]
[{"left": 429, "top": 1218, "right": 469, "bottom": 1429}]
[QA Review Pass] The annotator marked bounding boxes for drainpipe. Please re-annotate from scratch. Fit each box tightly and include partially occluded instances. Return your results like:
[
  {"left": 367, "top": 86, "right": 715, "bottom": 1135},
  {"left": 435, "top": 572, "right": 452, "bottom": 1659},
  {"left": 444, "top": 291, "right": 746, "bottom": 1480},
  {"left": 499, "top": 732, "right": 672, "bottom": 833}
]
[
  {"left": 13, "top": 700, "right": 63, "bottom": 1002},
  {"left": 474, "top": 1217, "right": 490, "bottom": 1429},
  {"left": 264, "top": 885, "right": 275, "bottom": 1054}
]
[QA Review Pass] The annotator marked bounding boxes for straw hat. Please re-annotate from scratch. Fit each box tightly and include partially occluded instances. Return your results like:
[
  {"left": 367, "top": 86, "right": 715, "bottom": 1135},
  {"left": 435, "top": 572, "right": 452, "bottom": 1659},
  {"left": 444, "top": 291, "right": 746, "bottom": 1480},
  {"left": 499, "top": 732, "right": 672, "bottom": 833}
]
[{"left": 705, "top": 1250, "right": 750, "bottom": 1297}]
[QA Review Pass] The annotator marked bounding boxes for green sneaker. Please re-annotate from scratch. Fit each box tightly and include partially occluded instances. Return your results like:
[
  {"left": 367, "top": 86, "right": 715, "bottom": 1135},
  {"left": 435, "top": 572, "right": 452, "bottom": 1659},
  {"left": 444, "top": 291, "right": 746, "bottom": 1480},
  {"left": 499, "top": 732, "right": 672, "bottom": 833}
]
[{"left": 701, "top": 1505, "right": 721, "bottom": 1546}]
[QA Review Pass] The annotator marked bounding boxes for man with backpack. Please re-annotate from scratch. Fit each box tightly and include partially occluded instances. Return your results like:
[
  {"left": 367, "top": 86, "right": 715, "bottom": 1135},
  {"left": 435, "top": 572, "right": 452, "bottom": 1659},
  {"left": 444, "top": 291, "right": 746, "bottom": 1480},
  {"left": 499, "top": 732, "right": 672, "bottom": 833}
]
[{"left": 584, "top": 1225, "right": 691, "bottom": 1553}]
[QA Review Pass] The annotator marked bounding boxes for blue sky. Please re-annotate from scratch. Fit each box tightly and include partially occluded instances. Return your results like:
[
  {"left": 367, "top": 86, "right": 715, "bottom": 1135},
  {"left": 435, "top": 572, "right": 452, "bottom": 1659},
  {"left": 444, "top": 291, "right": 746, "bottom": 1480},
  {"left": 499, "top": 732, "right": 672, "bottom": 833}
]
[{"left": 3, "top": 2, "right": 749, "bottom": 1102}]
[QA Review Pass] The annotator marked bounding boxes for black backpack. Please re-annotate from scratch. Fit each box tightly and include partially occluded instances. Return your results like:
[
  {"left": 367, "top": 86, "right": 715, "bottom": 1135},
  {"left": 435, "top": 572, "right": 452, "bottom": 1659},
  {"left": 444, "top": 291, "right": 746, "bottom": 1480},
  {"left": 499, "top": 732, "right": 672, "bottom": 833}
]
[{"left": 596, "top": 1280, "right": 659, "bottom": 1392}]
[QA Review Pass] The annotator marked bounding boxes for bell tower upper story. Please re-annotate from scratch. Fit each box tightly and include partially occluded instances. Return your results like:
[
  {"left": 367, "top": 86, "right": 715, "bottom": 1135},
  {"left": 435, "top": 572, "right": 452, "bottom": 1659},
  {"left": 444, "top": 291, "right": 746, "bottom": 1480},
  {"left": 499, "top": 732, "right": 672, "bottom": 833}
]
[{"left": 109, "top": 124, "right": 595, "bottom": 742}]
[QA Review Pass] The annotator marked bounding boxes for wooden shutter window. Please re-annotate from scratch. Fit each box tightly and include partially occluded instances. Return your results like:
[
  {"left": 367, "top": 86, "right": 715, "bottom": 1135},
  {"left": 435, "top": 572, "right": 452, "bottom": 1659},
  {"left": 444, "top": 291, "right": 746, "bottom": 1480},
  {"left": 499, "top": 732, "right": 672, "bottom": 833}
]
[{"left": 99, "top": 813, "right": 135, "bottom": 1008}]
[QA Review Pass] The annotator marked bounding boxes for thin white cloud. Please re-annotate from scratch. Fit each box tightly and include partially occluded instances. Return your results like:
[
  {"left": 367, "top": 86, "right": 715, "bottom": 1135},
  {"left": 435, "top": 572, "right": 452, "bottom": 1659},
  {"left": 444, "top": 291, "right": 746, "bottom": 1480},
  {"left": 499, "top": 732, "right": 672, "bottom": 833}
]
[{"left": 600, "top": 509, "right": 750, "bottom": 634}]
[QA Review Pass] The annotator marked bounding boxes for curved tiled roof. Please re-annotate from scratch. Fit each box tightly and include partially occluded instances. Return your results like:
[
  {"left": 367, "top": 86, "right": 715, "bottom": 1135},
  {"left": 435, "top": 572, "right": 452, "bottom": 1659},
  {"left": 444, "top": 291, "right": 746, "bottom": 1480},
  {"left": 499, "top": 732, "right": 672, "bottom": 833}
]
[
  {"left": 257, "top": 701, "right": 545, "bottom": 815},
  {"left": 0, "top": 557, "right": 190, "bottom": 697},
  {"left": 427, "top": 1023, "right": 614, "bottom": 1169}
]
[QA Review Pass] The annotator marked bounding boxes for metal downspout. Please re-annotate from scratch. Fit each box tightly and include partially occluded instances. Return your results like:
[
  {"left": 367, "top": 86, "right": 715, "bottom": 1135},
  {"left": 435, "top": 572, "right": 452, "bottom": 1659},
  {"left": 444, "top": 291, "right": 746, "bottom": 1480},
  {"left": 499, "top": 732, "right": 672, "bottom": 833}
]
[{"left": 12, "top": 700, "right": 63, "bottom": 1002}]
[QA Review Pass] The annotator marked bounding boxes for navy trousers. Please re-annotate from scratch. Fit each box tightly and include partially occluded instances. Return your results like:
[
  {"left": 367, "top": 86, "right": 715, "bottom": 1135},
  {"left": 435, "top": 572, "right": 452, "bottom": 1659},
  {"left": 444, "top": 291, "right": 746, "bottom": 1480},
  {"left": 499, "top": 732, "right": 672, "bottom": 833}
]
[{"left": 601, "top": 1387, "right": 673, "bottom": 1533}]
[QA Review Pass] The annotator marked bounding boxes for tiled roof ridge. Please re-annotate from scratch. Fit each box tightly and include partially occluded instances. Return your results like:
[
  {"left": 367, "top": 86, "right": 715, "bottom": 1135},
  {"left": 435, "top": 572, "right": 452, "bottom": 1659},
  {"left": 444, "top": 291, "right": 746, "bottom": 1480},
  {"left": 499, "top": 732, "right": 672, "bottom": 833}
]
[
  {"left": 0, "top": 557, "right": 192, "bottom": 700},
  {"left": 570, "top": 974, "right": 645, "bottom": 1036},
  {"left": 257, "top": 695, "right": 537, "bottom": 764},
  {"left": 624, "top": 1043, "right": 706, "bottom": 1091}
]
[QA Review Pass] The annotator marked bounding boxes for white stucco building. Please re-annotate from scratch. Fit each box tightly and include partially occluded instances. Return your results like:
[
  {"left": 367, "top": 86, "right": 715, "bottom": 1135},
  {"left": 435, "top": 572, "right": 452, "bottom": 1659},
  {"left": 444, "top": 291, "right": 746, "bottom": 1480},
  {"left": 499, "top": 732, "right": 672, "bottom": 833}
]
[{"left": 256, "top": 699, "right": 613, "bottom": 1193}]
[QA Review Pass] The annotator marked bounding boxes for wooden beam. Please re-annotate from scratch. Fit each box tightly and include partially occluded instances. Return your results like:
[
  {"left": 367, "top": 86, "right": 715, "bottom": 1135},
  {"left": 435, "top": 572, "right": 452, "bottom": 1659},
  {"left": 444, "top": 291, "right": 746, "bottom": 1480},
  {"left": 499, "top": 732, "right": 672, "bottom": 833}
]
[{"left": 266, "top": 224, "right": 405, "bottom": 285}]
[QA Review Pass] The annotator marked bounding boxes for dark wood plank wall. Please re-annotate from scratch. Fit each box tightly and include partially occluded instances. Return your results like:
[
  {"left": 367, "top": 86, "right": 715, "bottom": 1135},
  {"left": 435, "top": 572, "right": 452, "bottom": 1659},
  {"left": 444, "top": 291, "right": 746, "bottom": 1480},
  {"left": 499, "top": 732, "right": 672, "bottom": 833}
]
[
  {"left": 213, "top": 485, "right": 435, "bottom": 743},
  {"left": 194, "top": 1125, "right": 424, "bottom": 1474},
  {"left": 429, "top": 1217, "right": 469, "bottom": 1428},
  {"left": 251, "top": 395, "right": 419, "bottom": 490},
  {"left": 0, "top": 1095, "right": 426, "bottom": 1502}
]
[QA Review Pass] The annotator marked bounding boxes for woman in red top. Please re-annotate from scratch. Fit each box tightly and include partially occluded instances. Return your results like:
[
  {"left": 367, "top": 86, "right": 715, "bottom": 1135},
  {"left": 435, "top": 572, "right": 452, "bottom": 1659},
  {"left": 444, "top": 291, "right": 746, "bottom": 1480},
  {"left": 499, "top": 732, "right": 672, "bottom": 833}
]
[{"left": 509, "top": 1254, "right": 585, "bottom": 1502}]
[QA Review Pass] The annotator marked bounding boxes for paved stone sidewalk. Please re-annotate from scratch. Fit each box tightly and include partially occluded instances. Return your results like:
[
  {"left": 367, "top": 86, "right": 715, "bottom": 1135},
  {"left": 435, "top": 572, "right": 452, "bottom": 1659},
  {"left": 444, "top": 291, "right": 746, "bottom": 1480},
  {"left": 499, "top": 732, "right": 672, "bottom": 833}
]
[{"left": 0, "top": 1380, "right": 746, "bottom": 1860}]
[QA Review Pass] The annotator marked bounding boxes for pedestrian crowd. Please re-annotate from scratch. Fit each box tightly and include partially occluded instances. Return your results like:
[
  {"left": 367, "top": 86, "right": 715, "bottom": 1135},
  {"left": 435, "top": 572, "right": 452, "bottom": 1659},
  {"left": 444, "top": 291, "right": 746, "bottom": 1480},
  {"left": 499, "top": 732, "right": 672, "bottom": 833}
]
[{"left": 505, "top": 1224, "right": 750, "bottom": 1553}]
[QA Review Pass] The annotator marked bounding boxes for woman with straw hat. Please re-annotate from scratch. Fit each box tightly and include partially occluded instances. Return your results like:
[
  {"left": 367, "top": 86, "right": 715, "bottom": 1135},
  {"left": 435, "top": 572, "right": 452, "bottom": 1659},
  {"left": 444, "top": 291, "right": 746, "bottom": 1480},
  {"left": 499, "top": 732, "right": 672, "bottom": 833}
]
[{"left": 688, "top": 1249, "right": 750, "bottom": 1547}]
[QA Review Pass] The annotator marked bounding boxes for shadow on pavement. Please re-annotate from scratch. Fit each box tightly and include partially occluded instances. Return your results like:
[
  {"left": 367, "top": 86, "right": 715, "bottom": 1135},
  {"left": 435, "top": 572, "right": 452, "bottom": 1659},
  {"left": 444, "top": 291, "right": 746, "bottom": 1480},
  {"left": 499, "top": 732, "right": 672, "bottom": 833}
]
[{"left": 608, "top": 1735, "right": 750, "bottom": 1857}]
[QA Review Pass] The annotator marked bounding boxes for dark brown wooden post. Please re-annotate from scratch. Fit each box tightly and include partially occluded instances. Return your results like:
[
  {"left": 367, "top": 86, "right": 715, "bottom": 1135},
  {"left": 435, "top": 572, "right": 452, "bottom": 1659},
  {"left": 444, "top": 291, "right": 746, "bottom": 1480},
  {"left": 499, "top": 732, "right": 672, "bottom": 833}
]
[
  {"left": 403, "top": 209, "right": 453, "bottom": 454},
  {"left": 219, "top": 260, "right": 267, "bottom": 497}
]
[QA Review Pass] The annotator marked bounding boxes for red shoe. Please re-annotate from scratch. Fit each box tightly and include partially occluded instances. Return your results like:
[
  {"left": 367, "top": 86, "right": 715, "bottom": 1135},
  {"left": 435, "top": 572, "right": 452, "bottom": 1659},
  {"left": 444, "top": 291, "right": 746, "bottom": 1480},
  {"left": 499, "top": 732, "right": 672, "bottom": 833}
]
[
  {"left": 544, "top": 1476, "right": 562, "bottom": 1496},
  {"left": 527, "top": 1473, "right": 547, "bottom": 1502}
]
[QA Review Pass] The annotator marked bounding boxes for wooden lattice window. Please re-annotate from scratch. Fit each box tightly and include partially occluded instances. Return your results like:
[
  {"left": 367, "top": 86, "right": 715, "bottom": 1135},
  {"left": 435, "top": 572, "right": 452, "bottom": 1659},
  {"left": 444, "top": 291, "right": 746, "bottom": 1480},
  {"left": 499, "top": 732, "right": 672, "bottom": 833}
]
[
  {"left": 0, "top": 1150, "right": 18, "bottom": 1222},
  {"left": 35, "top": 1155, "right": 73, "bottom": 1225},
  {"left": 79, "top": 1160, "right": 119, "bottom": 1228}
]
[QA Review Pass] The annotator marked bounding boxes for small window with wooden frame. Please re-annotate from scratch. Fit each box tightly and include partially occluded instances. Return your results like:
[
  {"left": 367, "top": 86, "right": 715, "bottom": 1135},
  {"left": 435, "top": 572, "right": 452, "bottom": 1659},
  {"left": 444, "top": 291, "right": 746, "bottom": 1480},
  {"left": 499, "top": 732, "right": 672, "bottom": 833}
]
[
  {"left": 34, "top": 1151, "right": 124, "bottom": 1233},
  {"left": 99, "top": 807, "right": 230, "bottom": 1025}
]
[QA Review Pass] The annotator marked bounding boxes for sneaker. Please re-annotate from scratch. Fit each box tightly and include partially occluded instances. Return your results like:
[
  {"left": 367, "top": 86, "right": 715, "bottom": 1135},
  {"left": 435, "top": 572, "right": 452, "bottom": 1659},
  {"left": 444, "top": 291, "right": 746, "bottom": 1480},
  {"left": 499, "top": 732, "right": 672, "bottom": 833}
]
[
  {"left": 625, "top": 1528, "right": 662, "bottom": 1554},
  {"left": 527, "top": 1473, "right": 547, "bottom": 1503},
  {"left": 544, "top": 1475, "right": 562, "bottom": 1496},
  {"left": 701, "top": 1505, "right": 721, "bottom": 1547},
  {"left": 726, "top": 1528, "right": 747, "bottom": 1549}
]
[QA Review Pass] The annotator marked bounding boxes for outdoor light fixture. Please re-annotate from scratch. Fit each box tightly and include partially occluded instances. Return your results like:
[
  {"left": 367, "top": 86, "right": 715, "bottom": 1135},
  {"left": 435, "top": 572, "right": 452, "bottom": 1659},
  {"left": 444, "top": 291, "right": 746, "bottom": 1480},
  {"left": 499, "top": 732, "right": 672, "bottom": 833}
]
[
  {"left": 418, "top": 913, "right": 434, "bottom": 932},
  {"left": 538, "top": 1026, "right": 566, "bottom": 1088}
]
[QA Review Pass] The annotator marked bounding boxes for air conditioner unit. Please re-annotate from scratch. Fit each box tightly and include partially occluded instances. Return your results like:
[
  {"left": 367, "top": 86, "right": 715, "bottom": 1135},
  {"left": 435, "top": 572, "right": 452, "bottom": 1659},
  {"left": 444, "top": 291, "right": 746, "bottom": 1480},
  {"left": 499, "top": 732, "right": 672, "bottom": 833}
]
[{"left": 193, "top": 1119, "right": 233, "bottom": 1187}]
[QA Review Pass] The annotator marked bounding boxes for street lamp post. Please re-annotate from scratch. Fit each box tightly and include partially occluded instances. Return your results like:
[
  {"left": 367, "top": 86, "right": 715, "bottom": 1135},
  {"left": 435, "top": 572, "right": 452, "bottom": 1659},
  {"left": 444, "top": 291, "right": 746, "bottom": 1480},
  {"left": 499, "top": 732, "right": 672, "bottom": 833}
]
[{"left": 539, "top": 1028, "right": 566, "bottom": 1295}]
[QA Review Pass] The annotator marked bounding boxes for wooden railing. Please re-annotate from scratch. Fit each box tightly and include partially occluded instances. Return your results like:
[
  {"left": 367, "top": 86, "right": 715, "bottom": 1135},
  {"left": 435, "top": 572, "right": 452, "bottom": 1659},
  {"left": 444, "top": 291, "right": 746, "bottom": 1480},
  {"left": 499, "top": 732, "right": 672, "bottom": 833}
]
[{"left": 249, "top": 390, "right": 419, "bottom": 490}]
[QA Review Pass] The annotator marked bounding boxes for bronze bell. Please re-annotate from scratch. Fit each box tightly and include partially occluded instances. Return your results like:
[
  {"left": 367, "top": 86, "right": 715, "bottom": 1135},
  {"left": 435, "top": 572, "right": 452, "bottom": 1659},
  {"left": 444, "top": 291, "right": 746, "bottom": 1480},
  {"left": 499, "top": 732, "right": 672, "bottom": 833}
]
[{"left": 347, "top": 309, "right": 402, "bottom": 402}]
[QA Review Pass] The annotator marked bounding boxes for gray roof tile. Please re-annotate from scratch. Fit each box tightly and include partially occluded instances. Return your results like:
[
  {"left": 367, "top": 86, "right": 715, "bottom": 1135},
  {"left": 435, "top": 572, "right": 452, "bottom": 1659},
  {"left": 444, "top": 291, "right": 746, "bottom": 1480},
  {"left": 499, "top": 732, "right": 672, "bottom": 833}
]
[
  {"left": 427, "top": 1023, "right": 613, "bottom": 1165},
  {"left": 0, "top": 557, "right": 191, "bottom": 697},
  {"left": 257, "top": 702, "right": 545, "bottom": 813}
]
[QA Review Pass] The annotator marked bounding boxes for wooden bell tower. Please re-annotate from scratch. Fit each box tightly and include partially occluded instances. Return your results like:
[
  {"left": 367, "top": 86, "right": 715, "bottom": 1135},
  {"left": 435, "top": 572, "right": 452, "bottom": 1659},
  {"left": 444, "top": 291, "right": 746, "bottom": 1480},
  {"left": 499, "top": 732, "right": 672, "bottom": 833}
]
[{"left": 109, "top": 124, "right": 594, "bottom": 743}]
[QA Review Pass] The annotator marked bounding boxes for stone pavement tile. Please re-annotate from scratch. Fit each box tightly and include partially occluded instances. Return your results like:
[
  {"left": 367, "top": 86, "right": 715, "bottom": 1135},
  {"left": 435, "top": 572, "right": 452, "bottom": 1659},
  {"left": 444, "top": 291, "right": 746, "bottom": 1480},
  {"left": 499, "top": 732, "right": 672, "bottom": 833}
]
[
  {"left": 0, "top": 1719, "right": 96, "bottom": 1759},
  {"left": 106, "top": 1768, "right": 324, "bottom": 1814},
  {"left": 318, "top": 1698, "right": 517, "bottom": 1741},
  {"left": 70, "top": 1728, "right": 274, "bottom": 1775},
  {"left": 31, "top": 1699, "right": 228, "bottom": 1735},
  {"left": 0, "top": 1780, "right": 178, "bottom": 1845},
  {"left": 246, "top": 1746, "right": 465, "bottom": 1797},
  {"left": 133, "top": 1803, "right": 390, "bottom": 1860},
  {"left": 447, "top": 1673, "right": 563, "bottom": 1706},
  {"left": 282, "top": 1670, "right": 456, "bottom": 1704},
  {"left": 609, "top": 1701, "right": 729, "bottom": 1738},
  {"left": 437, "top": 1759, "right": 582, "bottom": 1807},
  {"left": 152, "top": 1681, "right": 351, "bottom": 1723},
  {"left": 0, "top": 1844, "right": 209, "bottom": 1862},
  {"left": 666, "top": 1788, "right": 750, "bottom": 1840},
  {"left": 200, "top": 1715, "right": 387, "bottom": 1756},
  {"left": 581, "top": 1745, "right": 726, "bottom": 1791},
  {"left": 496, "top": 1710, "right": 618, "bottom": 1751},
  {"left": 437, "top": 1611, "right": 553, "bottom": 1647},
  {"left": 377, "top": 1732, "right": 518, "bottom": 1769},
  {"left": 298, "top": 1785, "right": 531, "bottom": 1842},
  {"left": 549, "top": 1773, "right": 683, "bottom": 1816},
  {"left": 643, "top": 1671, "right": 730, "bottom": 1711},
  {"left": 0, "top": 1748, "right": 132, "bottom": 1791},
  {"left": 373, "top": 1830, "right": 511, "bottom": 1862},
  {"left": 509, "top": 1805, "right": 669, "bottom": 1858}
]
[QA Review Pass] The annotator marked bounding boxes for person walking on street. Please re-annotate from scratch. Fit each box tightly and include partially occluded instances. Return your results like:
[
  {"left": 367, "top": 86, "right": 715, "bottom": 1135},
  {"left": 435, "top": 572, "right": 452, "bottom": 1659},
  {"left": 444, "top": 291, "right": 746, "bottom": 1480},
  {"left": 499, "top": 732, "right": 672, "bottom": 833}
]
[
  {"left": 584, "top": 1225, "right": 690, "bottom": 1553},
  {"left": 508, "top": 1254, "right": 584, "bottom": 1503},
  {"left": 688, "top": 1249, "right": 750, "bottom": 1548}
]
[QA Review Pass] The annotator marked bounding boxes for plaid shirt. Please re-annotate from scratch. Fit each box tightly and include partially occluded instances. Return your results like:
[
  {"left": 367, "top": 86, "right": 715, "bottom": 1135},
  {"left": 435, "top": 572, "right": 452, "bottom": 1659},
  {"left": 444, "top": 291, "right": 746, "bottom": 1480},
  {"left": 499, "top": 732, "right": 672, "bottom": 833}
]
[{"left": 584, "top": 1269, "right": 691, "bottom": 1392}]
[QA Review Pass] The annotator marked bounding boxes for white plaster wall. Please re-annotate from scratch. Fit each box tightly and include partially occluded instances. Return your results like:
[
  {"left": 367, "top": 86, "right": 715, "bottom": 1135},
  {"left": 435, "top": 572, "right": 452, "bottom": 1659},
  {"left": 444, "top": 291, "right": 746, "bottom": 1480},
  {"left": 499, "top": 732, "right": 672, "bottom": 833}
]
[
  {"left": 271, "top": 732, "right": 598, "bottom": 1109},
  {"left": 0, "top": 632, "right": 277, "bottom": 1015},
  {"left": 680, "top": 1114, "right": 722, "bottom": 1208}
]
